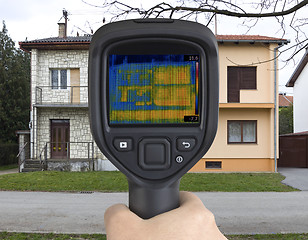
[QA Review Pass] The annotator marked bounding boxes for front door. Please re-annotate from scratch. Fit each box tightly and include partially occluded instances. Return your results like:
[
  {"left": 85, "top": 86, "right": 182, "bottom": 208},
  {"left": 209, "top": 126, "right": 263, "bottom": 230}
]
[{"left": 51, "top": 120, "right": 70, "bottom": 159}]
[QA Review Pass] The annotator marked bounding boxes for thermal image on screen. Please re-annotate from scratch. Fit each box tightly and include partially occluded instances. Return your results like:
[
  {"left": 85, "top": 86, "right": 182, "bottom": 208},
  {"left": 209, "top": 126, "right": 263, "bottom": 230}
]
[{"left": 109, "top": 55, "right": 199, "bottom": 124}]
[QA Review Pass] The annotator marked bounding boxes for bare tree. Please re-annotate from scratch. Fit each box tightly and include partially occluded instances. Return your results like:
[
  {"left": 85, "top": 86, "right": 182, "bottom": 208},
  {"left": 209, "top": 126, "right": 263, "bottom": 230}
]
[{"left": 82, "top": 0, "right": 308, "bottom": 65}]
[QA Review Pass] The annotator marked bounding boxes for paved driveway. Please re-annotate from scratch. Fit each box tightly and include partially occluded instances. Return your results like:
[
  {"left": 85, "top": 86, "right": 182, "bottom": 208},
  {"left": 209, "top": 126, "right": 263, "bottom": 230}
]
[
  {"left": 0, "top": 191, "right": 308, "bottom": 235},
  {"left": 0, "top": 168, "right": 18, "bottom": 175},
  {"left": 278, "top": 168, "right": 308, "bottom": 191}
]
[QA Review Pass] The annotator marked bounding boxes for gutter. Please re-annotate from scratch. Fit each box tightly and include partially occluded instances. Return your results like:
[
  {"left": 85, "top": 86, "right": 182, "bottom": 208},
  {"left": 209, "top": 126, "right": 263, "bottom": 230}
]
[
  {"left": 217, "top": 39, "right": 290, "bottom": 45},
  {"left": 19, "top": 41, "right": 91, "bottom": 51}
]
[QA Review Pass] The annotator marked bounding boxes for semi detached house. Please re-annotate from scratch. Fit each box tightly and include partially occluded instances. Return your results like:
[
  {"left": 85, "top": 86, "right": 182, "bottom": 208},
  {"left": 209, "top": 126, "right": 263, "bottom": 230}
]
[{"left": 19, "top": 23, "right": 288, "bottom": 172}]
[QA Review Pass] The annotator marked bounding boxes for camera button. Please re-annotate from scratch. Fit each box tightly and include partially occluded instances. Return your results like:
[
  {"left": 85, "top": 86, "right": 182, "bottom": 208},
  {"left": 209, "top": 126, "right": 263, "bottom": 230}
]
[
  {"left": 114, "top": 138, "right": 133, "bottom": 152},
  {"left": 176, "top": 138, "right": 196, "bottom": 151},
  {"left": 175, "top": 155, "right": 184, "bottom": 164},
  {"left": 139, "top": 138, "right": 171, "bottom": 170}
]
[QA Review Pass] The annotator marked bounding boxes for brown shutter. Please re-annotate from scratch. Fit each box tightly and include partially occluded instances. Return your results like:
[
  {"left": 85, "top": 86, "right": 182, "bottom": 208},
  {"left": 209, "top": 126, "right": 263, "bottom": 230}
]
[
  {"left": 70, "top": 69, "right": 80, "bottom": 104},
  {"left": 227, "top": 67, "right": 256, "bottom": 103},
  {"left": 227, "top": 67, "right": 240, "bottom": 103},
  {"left": 240, "top": 67, "right": 256, "bottom": 89}
]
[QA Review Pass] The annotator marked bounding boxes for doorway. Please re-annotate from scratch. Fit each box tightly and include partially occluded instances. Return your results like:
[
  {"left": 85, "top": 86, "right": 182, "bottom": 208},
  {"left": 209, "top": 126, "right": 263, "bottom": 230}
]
[{"left": 50, "top": 120, "right": 70, "bottom": 159}]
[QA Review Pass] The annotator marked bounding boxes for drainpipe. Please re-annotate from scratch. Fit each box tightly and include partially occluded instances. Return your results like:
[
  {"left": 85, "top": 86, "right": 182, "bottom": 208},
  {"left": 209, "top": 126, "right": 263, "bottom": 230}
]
[{"left": 274, "top": 43, "right": 286, "bottom": 172}]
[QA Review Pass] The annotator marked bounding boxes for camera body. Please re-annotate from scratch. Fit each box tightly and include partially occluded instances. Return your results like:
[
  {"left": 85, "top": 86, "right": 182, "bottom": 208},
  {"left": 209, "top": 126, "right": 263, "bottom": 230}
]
[{"left": 89, "top": 19, "right": 219, "bottom": 218}]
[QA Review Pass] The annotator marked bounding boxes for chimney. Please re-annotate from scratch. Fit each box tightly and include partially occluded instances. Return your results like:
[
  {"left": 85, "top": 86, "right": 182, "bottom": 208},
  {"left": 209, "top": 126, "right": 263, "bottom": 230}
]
[{"left": 58, "top": 23, "right": 66, "bottom": 38}]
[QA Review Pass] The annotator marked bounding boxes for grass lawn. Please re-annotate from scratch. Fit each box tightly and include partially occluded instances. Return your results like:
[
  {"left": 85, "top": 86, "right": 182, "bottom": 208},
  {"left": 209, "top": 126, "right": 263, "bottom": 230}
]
[
  {"left": 1, "top": 232, "right": 308, "bottom": 240},
  {"left": 228, "top": 233, "right": 308, "bottom": 239},
  {"left": 0, "top": 171, "right": 297, "bottom": 192}
]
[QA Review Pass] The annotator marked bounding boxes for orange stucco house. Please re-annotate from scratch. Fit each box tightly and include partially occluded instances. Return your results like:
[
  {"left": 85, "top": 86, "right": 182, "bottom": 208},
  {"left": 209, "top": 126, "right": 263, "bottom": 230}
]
[{"left": 191, "top": 35, "right": 289, "bottom": 172}]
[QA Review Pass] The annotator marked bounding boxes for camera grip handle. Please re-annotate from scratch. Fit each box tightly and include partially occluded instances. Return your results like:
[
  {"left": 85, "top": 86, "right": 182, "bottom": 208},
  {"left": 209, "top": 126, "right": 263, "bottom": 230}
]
[{"left": 128, "top": 179, "right": 180, "bottom": 219}]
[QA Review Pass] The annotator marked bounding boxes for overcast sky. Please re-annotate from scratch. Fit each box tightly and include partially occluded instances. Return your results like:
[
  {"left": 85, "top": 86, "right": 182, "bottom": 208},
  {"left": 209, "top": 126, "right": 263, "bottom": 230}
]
[{"left": 1, "top": 0, "right": 307, "bottom": 95}]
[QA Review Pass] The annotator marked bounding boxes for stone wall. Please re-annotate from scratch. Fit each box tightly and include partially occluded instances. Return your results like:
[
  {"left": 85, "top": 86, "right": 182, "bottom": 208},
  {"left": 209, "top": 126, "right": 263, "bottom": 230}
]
[
  {"left": 47, "top": 159, "right": 94, "bottom": 172},
  {"left": 30, "top": 48, "right": 118, "bottom": 171},
  {"left": 36, "top": 108, "right": 106, "bottom": 160},
  {"left": 31, "top": 49, "right": 89, "bottom": 106}
]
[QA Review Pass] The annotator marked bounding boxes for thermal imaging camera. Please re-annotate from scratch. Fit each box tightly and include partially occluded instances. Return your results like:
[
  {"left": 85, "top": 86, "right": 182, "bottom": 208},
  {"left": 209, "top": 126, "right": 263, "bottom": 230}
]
[{"left": 89, "top": 19, "right": 219, "bottom": 219}]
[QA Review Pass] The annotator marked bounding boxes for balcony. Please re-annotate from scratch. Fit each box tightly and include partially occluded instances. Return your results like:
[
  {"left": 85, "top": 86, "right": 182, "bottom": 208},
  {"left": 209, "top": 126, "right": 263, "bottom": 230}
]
[{"left": 35, "top": 86, "right": 88, "bottom": 107}]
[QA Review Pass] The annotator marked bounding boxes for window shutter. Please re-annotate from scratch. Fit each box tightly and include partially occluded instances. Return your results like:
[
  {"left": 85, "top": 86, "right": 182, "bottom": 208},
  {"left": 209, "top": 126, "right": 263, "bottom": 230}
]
[
  {"left": 240, "top": 67, "right": 256, "bottom": 89},
  {"left": 227, "top": 67, "right": 256, "bottom": 103},
  {"left": 227, "top": 67, "right": 240, "bottom": 102}
]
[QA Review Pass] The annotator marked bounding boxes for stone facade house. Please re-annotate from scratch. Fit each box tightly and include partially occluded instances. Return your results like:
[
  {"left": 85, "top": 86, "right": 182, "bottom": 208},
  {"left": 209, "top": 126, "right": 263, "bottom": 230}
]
[
  {"left": 19, "top": 24, "right": 113, "bottom": 171},
  {"left": 19, "top": 23, "right": 288, "bottom": 172}
]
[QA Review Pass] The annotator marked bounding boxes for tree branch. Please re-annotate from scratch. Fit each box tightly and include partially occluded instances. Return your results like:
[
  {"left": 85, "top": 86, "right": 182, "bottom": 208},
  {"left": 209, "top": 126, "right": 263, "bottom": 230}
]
[{"left": 174, "top": 0, "right": 308, "bottom": 18}]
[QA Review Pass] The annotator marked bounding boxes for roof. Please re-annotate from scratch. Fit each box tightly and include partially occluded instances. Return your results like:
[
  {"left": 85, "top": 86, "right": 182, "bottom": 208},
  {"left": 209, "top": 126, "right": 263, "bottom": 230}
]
[
  {"left": 286, "top": 49, "right": 308, "bottom": 87},
  {"left": 280, "top": 131, "right": 308, "bottom": 137},
  {"left": 216, "top": 35, "right": 289, "bottom": 44},
  {"left": 19, "top": 36, "right": 91, "bottom": 51},
  {"left": 279, "top": 94, "right": 293, "bottom": 107},
  {"left": 23, "top": 36, "right": 92, "bottom": 43},
  {"left": 19, "top": 34, "right": 289, "bottom": 51}
]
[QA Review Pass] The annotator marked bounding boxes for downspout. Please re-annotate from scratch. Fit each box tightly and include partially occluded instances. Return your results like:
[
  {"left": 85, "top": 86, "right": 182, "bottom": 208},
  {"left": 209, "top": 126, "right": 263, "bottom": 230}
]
[{"left": 274, "top": 43, "right": 285, "bottom": 172}]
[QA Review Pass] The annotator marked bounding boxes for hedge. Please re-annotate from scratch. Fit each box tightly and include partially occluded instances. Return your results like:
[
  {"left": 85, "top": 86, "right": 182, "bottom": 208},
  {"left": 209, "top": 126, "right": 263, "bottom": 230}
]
[{"left": 0, "top": 143, "right": 19, "bottom": 166}]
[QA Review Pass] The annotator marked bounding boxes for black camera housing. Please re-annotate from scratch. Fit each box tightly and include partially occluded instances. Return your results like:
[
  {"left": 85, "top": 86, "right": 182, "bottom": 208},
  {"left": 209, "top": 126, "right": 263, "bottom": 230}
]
[{"left": 89, "top": 19, "right": 219, "bottom": 219}]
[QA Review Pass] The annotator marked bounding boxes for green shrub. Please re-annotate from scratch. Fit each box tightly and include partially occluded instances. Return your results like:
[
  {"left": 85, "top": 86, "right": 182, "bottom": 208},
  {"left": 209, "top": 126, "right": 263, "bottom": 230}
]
[{"left": 0, "top": 143, "right": 19, "bottom": 166}]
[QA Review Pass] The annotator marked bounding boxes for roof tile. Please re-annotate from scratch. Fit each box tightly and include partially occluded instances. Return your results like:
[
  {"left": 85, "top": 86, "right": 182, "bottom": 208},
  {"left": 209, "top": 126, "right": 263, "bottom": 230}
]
[
  {"left": 279, "top": 94, "right": 293, "bottom": 107},
  {"left": 216, "top": 35, "right": 287, "bottom": 41}
]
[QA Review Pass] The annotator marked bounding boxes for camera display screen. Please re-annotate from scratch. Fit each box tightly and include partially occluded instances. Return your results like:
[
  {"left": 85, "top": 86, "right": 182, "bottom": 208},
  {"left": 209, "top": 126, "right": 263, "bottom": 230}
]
[{"left": 108, "top": 54, "right": 200, "bottom": 124}]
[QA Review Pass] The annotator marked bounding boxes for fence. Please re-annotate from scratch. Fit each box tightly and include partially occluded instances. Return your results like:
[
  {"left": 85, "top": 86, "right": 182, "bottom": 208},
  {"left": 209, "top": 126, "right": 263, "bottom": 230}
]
[
  {"left": 40, "top": 141, "right": 94, "bottom": 162},
  {"left": 39, "top": 141, "right": 95, "bottom": 171}
]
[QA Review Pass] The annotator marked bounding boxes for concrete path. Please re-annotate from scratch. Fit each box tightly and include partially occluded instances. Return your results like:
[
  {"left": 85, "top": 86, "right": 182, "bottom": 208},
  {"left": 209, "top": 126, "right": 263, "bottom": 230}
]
[
  {"left": 279, "top": 168, "right": 308, "bottom": 191},
  {"left": 0, "top": 191, "right": 307, "bottom": 235},
  {"left": 0, "top": 168, "right": 18, "bottom": 175}
]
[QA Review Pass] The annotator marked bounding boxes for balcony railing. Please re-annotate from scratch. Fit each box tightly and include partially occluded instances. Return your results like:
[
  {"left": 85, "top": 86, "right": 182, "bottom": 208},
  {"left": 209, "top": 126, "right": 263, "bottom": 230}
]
[
  {"left": 39, "top": 141, "right": 95, "bottom": 170},
  {"left": 35, "top": 86, "right": 88, "bottom": 106},
  {"left": 39, "top": 141, "right": 95, "bottom": 161}
]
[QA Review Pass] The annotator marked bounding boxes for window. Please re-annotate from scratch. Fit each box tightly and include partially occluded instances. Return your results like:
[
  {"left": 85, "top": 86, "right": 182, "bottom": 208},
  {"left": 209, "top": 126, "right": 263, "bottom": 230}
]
[
  {"left": 51, "top": 69, "right": 70, "bottom": 89},
  {"left": 227, "top": 67, "right": 256, "bottom": 102},
  {"left": 228, "top": 120, "right": 257, "bottom": 143}
]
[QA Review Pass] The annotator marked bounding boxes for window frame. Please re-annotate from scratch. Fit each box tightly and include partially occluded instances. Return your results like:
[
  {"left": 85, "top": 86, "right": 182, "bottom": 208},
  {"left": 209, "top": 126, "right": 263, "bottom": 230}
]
[
  {"left": 227, "top": 120, "right": 257, "bottom": 144},
  {"left": 50, "top": 69, "right": 70, "bottom": 90}
]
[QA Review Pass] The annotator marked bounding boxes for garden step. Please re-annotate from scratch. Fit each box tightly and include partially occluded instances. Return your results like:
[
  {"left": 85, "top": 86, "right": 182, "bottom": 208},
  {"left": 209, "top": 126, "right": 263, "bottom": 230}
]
[
  {"left": 24, "top": 163, "right": 41, "bottom": 168},
  {"left": 24, "top": 160, "right": 40, "bottom": 165},
  {"left": 22, "top": 159, "right": 42, "bottom": 172}
]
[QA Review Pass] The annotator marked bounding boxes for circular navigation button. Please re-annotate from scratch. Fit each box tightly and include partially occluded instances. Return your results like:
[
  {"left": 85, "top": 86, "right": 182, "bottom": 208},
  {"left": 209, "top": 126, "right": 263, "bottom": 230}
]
[{"left": 175, "top": 155, "right": 184, "bottom": 164}]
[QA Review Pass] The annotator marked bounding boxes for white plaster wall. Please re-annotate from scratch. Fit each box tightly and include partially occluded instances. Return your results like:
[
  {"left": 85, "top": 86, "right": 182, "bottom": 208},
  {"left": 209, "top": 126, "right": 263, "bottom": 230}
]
[
  {"left": 96, "top": 159, "right": 118, "bottom": 171},
  {"left": 293, "top": 64, "right": 308, "bottom": 133}
]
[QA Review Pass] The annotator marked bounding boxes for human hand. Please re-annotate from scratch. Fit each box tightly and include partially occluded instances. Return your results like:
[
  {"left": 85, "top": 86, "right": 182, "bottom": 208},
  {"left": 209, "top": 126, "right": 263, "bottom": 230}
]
[{"left": 104, "top": 191, "right": 227, "bottom": 240}]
